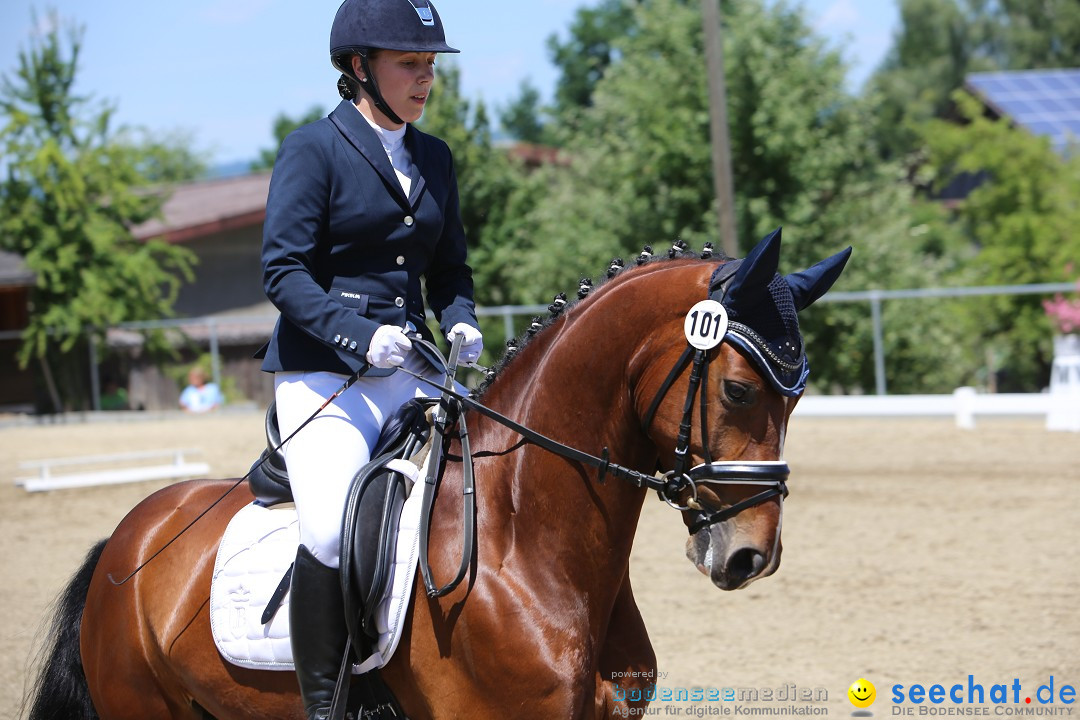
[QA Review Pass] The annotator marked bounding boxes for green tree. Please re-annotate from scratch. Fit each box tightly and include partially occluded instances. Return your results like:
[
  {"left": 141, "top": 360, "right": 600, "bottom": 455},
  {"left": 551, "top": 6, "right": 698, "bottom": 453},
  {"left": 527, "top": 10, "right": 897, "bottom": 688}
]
[
  {"left": 251, "top": 104, "right": 327, "bottom": 171},
  {"left": 498, "top": 79, "right": 547, "bottom": 143},
  {"left": 868, "top": 0, "right": 1080, "bottom": 161},
  {"left": 489, "top": 0, "right": 976, "bottom": 393},
  {"left": 546, "top": 0, "right": 638, "bottom": 121},
  {"left": 995, "top": 0, "right": 1080, "bottom": 69},
  {"left": 0, "top": 16, "right": 201, "bottom": 410},
  {"left": 867, "top": 0, "right": 1000, "bottom": 160},
  {"left": 919, "top": 91, "right": 1080, "bottom": 390}
]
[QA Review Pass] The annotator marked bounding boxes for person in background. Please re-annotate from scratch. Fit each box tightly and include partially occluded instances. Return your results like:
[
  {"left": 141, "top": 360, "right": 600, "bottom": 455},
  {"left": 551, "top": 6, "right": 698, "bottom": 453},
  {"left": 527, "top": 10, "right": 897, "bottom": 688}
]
[
  {"left": 179, "top": 366, "right": 224, "bottom": 413},
  {"left": 256, "top": 1, "right": 482, "bottom": 717},
  {"left": 99, "top": 375, "right": 129, "bottom": 411}
]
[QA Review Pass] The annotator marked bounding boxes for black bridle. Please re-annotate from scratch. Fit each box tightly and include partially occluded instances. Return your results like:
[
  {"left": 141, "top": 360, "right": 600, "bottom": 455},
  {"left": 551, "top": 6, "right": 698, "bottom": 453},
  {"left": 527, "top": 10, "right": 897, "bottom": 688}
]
[
  {"left": 639, "top": 344, "right": 789, "bottom": 535},
  {"left": 402, "top": 328, "right": 791, "bottom": 598}
]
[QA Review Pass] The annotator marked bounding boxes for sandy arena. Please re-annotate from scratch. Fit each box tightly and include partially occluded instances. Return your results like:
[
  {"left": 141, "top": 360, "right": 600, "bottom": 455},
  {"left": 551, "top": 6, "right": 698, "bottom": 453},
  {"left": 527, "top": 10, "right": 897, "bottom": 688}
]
[{"left": 2, "top": 410, "right": 1077, "bottom": 718}]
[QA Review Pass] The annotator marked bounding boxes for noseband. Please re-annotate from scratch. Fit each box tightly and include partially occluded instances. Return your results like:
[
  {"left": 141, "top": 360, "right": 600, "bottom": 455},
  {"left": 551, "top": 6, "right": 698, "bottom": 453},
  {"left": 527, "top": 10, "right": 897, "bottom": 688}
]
[{"left": 641, "top": 342, "right": 789, "bottom": 534}]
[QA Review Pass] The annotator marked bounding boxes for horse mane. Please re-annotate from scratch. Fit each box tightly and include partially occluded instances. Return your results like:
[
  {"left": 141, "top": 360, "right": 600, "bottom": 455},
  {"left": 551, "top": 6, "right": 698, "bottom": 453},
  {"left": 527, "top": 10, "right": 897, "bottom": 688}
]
[{"left": 473, "top": 239, "right": 732, "bottom": 398}]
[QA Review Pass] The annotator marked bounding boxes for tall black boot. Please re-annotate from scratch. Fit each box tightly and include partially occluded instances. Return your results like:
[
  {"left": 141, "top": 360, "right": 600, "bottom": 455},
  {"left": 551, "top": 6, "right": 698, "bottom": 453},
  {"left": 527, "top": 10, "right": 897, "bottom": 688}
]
[{"left": 290, "top": 544, "right": 348, "bottom": 720}]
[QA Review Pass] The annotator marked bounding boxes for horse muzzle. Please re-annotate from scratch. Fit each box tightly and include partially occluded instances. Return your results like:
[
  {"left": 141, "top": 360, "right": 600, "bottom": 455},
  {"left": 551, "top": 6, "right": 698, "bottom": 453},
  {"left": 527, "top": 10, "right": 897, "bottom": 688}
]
[{"left": 676, "top": 460, "right": 788, "bottom": 590}]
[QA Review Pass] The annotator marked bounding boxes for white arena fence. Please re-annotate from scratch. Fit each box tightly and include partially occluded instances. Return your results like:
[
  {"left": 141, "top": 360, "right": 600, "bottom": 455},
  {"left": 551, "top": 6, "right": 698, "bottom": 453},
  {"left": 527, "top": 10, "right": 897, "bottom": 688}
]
[
  {"left": 15, "top": 448, "right": 210, "bottom": 492},
  {"left": 794, "top": 387, "right": 1063, "bottom": 429},
  {"left": 2, "top": 280, "right": 1076, "bottom": 427}
]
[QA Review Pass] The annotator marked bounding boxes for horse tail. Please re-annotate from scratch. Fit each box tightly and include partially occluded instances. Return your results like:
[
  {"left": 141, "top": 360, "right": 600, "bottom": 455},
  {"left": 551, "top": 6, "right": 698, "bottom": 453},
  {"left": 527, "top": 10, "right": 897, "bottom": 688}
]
[{"left": 23, "top": 538, "right": 108, "bottom": 720}]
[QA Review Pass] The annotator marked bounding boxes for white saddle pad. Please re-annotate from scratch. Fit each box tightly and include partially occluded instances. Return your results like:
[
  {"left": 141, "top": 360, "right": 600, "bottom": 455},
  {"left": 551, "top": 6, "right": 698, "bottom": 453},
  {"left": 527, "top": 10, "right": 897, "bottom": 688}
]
[{"left": 210, "top": 458, "right": 425, "bottom": 674}]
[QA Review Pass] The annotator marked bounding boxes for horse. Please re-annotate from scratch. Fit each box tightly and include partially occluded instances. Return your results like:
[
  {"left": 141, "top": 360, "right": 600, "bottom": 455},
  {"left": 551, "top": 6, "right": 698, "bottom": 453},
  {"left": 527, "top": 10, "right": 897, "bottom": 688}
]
[{"left": 24, "top": 229, "right": 849, "bottom": 720}]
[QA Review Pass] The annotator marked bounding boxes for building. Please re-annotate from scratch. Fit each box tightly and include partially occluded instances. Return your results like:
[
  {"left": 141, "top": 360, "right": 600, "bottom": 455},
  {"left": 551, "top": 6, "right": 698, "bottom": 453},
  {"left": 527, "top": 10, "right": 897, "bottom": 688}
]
[
  {"left": 0, "top": 250, "right": 36, "bottom": 413},
  {"left": 117, "top": 172, "right": 277, "bottom": 411}
]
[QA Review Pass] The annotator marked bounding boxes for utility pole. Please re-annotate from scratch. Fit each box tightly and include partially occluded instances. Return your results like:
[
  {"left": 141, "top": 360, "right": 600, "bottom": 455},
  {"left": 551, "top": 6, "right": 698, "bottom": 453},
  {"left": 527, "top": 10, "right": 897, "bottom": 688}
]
[{"left": 701, "top": 0, "right": 738, "bottom": 257}]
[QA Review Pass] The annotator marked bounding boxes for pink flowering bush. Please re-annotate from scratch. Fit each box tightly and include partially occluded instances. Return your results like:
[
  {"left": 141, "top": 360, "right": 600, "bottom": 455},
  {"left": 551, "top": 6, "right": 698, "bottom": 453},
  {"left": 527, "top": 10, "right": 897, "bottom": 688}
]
[{"left": 1043, "top": 281, "right": 1080, "bottom": 334}]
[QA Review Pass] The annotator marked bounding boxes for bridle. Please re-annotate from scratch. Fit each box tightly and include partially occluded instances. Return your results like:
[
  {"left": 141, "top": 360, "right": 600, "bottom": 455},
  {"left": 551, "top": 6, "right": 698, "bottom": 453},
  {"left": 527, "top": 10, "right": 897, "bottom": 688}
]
[
  {"left": 639, "top": 342, "right": 789, "bottom": 535},
  {"left": 408, "top": 336, "right": 791, "bottom": 534}
]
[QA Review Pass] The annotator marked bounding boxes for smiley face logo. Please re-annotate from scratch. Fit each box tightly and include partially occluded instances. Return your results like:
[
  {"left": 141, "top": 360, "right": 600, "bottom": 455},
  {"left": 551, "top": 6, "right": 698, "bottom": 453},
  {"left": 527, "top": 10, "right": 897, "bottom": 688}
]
[{"left": 848, "top": 678, "right": 876, "bottom": 709}]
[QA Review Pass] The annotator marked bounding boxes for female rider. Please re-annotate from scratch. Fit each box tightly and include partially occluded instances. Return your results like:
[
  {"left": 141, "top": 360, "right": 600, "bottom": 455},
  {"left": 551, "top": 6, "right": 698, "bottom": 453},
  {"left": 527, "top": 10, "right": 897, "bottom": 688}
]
[{"left": 258, "top": 1, "right": 481, "bottom": 716}]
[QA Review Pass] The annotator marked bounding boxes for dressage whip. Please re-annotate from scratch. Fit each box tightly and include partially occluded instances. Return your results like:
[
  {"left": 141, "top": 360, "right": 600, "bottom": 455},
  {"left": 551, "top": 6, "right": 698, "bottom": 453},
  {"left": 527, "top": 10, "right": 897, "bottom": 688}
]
[{"left": 106, "top": 369, "right": 365, "bottom": 586}]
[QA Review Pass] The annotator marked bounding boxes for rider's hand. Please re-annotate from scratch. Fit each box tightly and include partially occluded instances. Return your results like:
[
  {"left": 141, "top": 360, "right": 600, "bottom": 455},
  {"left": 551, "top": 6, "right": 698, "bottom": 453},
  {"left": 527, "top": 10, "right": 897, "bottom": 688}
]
[
  {"left": 366, "top": 325, "right": 412, "bottom": 368},
  {"left": 447, "top": 322, "right": 484, "bottom": 364}
]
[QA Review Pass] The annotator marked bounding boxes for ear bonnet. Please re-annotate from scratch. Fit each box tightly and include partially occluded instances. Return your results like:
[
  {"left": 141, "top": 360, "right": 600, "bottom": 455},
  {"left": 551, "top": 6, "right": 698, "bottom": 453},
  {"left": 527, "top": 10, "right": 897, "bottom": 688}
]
[{"left": 709, "top": 228, "right": 851, "bottom": 396}]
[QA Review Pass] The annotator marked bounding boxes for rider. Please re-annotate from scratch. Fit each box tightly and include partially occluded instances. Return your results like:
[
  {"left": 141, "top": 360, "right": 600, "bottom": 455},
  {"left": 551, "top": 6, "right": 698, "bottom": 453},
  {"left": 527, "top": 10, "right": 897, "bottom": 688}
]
[{"left": 258, "top": 1, "right": 482, "bottom": 716}]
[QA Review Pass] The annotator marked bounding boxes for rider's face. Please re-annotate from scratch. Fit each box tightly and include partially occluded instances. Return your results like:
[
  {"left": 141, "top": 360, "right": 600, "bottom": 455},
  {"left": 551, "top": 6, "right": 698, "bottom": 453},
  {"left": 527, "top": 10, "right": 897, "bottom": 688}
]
[{"left": 353, "top": 51, "right": 436, "bottom": 129}]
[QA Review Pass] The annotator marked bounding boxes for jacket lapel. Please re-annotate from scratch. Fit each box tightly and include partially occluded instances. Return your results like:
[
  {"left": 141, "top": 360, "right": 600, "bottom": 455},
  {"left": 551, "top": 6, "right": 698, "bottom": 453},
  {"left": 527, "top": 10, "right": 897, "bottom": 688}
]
[
  {"left": 328, "top": 100, "right": 411, "bottom": 211},
  {"left": 404, "top": 126, "right": 427, "bottom": 208}
]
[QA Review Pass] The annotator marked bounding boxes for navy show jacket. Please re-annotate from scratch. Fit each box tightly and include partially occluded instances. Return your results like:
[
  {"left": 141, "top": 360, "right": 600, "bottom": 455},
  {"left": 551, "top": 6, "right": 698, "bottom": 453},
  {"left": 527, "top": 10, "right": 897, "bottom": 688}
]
[{"left": 259, "top": 99, "right": 478, "bottom": 377}]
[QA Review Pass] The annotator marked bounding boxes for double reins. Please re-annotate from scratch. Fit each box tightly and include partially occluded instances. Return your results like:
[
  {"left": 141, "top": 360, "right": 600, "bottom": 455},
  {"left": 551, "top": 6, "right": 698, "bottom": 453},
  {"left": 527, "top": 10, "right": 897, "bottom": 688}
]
[{"left": 402, "top": 331, "right": 790, "bottom": 599}]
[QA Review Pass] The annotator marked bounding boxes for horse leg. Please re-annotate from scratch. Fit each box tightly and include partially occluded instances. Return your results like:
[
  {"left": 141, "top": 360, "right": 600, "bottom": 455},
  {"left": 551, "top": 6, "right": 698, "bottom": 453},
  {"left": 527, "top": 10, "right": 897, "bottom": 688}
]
[{"left": 595, "top": 573, "right": 657, "bottom": 718}]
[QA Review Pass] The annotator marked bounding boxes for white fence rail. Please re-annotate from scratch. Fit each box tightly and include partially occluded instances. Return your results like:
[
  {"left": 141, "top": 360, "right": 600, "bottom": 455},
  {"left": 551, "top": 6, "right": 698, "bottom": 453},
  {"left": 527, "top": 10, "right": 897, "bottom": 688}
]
[
  {"left": 15, "top": 448, "right": 210, "bottom": 492},
  {"left": 794, "top": 387, "right": 1075, "bottom": 430}
]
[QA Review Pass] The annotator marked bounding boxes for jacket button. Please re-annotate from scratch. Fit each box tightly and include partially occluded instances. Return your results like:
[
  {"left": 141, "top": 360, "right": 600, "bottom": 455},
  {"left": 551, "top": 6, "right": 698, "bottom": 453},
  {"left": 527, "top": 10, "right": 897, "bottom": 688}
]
[
  {"left": 333, "top": 334, "right": 342, "bottom": 343},
  {"left": 403, "top": 215, "right": 414, "bottom": 226},
  {"left": 396, "top": 255, "right": 405, "bottom": 265},
  {"left": 348, "top": 340, "right": 358, "bottom": 351},
  {"left": 394, "top": 297, "right": 405, "bottom": 308}
]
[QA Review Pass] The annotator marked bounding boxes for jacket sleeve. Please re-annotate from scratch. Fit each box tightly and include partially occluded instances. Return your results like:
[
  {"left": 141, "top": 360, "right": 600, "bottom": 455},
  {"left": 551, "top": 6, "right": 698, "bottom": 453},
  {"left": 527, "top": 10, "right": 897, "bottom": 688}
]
[
  {"left": 262, "top": 127, "right": 380, "bottom": 359},
  {"left": 424, "top": 150, "right": 478, "bottom": 336}
]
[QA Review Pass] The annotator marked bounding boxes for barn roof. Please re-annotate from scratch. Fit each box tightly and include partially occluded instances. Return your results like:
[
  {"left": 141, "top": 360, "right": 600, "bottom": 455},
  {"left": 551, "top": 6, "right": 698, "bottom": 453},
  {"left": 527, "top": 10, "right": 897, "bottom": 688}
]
[
  {"left": 131, "top": 171, "right": 272, "bottom": 243},
  {"left": 0, "top": 250, "right": 35, "bottom": 288}
]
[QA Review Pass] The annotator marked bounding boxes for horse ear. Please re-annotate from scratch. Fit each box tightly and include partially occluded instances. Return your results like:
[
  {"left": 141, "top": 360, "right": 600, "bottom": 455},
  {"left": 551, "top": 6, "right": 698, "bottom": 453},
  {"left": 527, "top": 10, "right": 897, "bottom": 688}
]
[
  {"left": 725, "top": 227, "right": 782, "bottom": 305},
  {"left": 785, "top": 246, "right": 852, "bottom": 311}
]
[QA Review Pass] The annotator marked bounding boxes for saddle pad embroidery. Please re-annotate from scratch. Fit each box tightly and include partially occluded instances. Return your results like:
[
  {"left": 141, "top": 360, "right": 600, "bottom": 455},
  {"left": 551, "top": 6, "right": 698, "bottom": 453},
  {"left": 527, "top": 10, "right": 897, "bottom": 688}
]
[{"left": 210, "top": 458, "right": 426, "bottom": 673}]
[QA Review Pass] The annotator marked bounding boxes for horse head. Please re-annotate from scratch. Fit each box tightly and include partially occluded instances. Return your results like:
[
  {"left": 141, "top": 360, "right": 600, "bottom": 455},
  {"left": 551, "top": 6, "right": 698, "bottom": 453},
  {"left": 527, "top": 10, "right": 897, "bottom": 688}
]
[{"left": 640, "top": 229, "right": 850, "bottom": 590}]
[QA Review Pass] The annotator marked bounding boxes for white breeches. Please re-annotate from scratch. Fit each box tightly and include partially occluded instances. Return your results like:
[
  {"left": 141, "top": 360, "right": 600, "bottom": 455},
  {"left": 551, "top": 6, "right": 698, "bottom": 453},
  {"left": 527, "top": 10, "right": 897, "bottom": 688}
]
[{"left": 274, "top": 355, "right": 445, "bottom": 568}]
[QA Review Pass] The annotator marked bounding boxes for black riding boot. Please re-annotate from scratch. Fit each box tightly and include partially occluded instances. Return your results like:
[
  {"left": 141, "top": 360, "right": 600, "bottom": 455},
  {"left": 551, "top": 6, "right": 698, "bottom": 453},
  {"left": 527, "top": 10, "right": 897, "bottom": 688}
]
[{"left": 290, "top": 544, "right": 348, "bottom": 720}]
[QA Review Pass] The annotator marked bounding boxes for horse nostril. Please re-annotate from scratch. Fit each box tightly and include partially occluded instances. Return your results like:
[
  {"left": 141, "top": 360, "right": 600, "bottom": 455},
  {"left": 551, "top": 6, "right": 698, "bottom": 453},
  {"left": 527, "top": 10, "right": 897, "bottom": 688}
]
[{"left": 727, "top": 547, "right": 766, "bottom": 582}]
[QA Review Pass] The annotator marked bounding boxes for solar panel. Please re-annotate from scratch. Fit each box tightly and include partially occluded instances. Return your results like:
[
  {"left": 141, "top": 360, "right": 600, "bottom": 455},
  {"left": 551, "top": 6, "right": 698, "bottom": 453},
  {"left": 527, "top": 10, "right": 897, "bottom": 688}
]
[{"left": 966, "top": 69, "right": 1080, "bottom": 155}]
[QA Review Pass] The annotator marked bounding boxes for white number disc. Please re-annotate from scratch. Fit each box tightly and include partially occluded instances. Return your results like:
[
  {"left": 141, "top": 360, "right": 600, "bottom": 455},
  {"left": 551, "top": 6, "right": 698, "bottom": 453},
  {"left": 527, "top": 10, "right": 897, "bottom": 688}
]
[{"left": 683, "top": 300, "right": 729, "bottom": 349}]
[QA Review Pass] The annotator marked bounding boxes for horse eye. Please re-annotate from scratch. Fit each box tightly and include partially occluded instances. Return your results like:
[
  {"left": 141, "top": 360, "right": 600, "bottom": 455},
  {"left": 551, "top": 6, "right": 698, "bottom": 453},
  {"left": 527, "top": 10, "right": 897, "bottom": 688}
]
[{"left": 723, "top": 380, "right": 756, "bottom": 406}]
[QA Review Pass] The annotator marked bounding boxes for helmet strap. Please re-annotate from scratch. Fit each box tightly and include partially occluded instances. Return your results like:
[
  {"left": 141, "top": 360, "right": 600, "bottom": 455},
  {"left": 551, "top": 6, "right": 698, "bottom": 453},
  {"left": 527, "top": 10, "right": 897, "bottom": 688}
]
[{"left": 357, "top": 51, "right": 406, "bottom": 127}]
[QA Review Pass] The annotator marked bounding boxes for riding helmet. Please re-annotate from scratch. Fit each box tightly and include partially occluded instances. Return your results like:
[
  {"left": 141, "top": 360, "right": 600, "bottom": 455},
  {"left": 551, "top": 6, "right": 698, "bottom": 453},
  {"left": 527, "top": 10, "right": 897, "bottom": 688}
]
[{"left": 330, "top": 0, "right": 458, "bottom": 74}]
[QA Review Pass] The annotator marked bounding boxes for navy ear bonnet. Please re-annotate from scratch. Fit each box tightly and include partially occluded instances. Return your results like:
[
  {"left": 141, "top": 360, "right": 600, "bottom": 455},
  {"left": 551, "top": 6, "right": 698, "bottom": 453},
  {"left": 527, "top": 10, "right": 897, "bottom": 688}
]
[{"left": 709, "top": 228, "right": 852, "bottom": 397}]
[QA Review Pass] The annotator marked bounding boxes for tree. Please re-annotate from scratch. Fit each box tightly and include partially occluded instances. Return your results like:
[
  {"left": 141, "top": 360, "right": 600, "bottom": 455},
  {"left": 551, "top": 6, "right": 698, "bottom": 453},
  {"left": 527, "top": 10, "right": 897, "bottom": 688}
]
[
  {"left": 995, "top": 0, "right": 1080, "bottom": 70},
  {"left": 868, "top": 0, "right": 1080, "bottom": 161},
  {"left": 498, "top": 79, "right": 547, "bottom": 144},
  {"left": 867, "top": 0, "right": 1000, "bottom": 161},
  {"left": 919, "top": 91, "right": 1080, "bottom": 390},
  {"left": 546, "top": 0, "right": 638, "bottom": 122},
  {"left": 0, "top": 15, "right": 202, "bottom": 410},
  {"left": 482, "top": 0, "right": 977, "bottom": 393},
  {"left": 251, "top": 104, "right": 327, "bottom": 171}
]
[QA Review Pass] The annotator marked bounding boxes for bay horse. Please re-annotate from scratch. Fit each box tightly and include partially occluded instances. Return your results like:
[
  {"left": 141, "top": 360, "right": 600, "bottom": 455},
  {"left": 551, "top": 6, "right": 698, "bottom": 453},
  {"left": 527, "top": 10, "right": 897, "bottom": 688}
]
[{"left": 25, "top": 230, "right": 849, "bottom": 720}]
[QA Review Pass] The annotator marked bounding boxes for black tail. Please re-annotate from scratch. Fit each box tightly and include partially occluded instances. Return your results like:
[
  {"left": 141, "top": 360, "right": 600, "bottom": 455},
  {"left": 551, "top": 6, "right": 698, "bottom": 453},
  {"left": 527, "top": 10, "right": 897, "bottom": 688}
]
[{"left": 23, "top": 538, "right": 108, "bottom": 720}]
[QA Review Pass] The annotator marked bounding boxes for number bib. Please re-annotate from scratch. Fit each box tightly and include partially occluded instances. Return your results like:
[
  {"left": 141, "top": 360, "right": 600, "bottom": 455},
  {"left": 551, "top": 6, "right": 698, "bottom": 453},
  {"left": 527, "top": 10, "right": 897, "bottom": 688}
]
[{"left": 684, "top": 300, "right": 729, "bottom": 350}]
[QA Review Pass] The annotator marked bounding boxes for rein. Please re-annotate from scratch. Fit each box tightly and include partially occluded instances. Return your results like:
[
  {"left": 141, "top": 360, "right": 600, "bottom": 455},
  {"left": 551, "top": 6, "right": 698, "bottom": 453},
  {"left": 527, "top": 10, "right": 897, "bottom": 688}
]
[{"left": 401, "top": 329, "right": 790, "bottom": 598}]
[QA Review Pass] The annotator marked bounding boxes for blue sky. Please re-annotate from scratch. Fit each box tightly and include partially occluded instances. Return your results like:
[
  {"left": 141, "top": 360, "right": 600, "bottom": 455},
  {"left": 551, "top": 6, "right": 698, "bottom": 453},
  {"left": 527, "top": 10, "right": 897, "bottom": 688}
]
[{"left": 0, "top": 1, "right": 898, "bottom": 167}]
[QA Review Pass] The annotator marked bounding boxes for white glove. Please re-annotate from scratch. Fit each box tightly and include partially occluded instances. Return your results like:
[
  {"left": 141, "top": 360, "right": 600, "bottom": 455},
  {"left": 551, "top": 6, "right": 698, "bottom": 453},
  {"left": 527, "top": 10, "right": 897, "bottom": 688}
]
[
  {"left": 447, "top": 322, "right": 484, "bottom": 363},
  {"left": 366, "top": 325, "right": 412, "bottom": 368}
]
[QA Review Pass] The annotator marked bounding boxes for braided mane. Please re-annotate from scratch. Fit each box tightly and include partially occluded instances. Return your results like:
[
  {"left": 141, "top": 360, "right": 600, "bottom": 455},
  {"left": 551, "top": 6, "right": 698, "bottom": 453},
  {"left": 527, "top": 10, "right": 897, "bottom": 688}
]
[{"left": 472, "top": 240, "right": 731, "bottom": 397}]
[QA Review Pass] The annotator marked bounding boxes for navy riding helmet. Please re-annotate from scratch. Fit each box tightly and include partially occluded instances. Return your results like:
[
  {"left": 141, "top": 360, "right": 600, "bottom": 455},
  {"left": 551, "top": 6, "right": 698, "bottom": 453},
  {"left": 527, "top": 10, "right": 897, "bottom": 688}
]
[{"left": 330, "top": 0, "right": 458, "bottom": 124}]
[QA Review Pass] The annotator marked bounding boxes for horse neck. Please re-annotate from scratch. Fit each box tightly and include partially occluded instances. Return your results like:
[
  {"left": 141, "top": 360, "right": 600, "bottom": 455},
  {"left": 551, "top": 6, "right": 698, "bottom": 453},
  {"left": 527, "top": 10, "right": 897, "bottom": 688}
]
[{"left": 473, "top": 261, "right": 709, "bottom": 554}]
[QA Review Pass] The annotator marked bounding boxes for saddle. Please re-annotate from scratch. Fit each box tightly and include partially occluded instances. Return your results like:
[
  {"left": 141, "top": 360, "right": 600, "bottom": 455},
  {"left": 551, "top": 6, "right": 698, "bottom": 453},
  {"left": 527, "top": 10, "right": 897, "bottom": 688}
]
[{"left": 246, "top": 397, "right": 437, "bottom": 651}]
